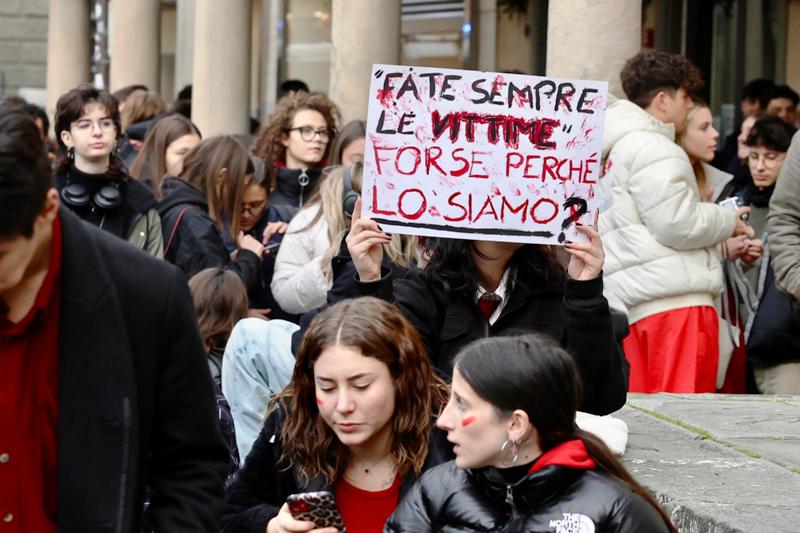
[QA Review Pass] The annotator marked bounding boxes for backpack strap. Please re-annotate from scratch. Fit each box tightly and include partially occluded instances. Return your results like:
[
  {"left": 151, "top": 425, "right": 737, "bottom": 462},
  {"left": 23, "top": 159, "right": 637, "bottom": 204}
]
[{"left": 164, "top": 206, "right": 193, "bottom": 256}]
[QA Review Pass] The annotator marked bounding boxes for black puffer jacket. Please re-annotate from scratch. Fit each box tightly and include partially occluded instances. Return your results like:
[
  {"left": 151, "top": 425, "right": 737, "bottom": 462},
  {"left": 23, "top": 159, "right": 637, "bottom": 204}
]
[
  {"left": 269, "top": 166, "right": 324, "bottom": 220},
  {"left": 157, "top": 177, "right": 260, "bottom": 290},
  {"left": 385, "top": 441, "right": 669, "bottom": 533},
  {"left": 221, "top": 406, "right": 453, "bottom": 533},
  {"left": 357, "top": 269, "right": 628, "bottom": 415}
]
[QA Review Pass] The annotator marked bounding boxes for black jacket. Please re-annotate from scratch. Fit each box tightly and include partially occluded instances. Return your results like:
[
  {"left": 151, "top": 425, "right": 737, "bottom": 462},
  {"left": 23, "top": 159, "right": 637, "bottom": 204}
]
[
  {"left": 56, "top": 209, "right": 229, "bottom": 531},
  {"left": 357, "top": 269, "right": 628, "bottom": 415},
  {"left": 269, "top": 166, "right": 324, "bottom": 220},
  {"left": 221, "top": 406, "right": 453, "bottom": 533},
  {"left": 385, "top": 451, "right": 668, "bottom": 532},
  {"left": 157, "top": 177, "right": 260, "bottom": 289}
]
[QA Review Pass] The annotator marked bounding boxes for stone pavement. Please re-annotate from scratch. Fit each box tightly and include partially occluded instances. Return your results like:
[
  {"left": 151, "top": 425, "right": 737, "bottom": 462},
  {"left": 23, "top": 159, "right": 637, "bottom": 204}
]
[{"left": 616, "top": 394, "right": 800, "bottom": 533}]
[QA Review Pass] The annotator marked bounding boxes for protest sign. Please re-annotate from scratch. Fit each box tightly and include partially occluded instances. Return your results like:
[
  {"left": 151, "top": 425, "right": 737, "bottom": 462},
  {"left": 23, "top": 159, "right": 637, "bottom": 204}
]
[{"left": 362, "top": 64, "right": 609, "bottom": 245}]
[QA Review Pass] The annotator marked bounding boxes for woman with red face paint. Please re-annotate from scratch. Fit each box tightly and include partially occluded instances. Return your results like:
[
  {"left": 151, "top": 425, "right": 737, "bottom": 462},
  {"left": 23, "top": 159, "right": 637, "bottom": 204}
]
[
  {"left": 221, "top": 297, "right": 451, "bottom": 533},
  {"left": 386, "top": 334, "right": 675, "bottom": 533}
]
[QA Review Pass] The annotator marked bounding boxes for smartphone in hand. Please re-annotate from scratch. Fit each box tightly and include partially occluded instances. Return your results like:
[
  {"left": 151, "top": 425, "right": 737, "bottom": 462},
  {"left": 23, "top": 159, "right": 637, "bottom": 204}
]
[{"left": 286, "top": 491, "right": 346, "bottom": 532}]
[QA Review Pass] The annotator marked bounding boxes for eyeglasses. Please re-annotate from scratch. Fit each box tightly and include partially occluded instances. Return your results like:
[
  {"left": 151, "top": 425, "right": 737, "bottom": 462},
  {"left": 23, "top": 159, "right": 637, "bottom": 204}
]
[
  {"left": 286, "top": 126, "right": 333, "bottom": 142},
  {"left": 748, "top": 151, "right": 786, "bottom": 166},
  {"left": 240, "top": 200, "right": 267, "bottom": 215}
]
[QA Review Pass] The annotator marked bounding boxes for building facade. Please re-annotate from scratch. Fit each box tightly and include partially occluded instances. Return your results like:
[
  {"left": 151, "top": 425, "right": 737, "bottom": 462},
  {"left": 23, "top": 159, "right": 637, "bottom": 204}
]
[{"left": 2, "top": 0, "right": 798, "bottom": 137}]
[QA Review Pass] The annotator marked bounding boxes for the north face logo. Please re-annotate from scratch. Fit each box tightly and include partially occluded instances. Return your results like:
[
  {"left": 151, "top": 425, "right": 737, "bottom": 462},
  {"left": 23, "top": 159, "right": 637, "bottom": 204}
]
[{"left": 549, "top": 512, "right": 596, "bottom": 533}]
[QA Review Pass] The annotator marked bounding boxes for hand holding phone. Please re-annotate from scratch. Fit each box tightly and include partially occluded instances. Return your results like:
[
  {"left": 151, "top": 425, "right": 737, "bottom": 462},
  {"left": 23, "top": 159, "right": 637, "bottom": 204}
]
[
  {"left": 266, "top": 502, "right": 340, "bottom": 533},
  {"left": 286, "top": 492, "right": 345, "bottom": 532}
]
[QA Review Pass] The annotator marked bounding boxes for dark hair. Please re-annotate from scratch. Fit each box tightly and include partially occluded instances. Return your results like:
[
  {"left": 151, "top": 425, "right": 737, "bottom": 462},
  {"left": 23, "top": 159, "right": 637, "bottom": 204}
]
[
  {"left": 0, "top": 105, "right": 53, "bottom": 238},
  {"left": 188, "top": 268, "right": 249, "bottom": 351},
  {"left": 180, "top": 136, "right": 255, "bottom": 240},
  {"left": 276, "top": 297, "right": 449, "bottom": 484},
  {"left": 112, "top": 84, "right": 148, "bottom": 103},
  {"left": 745, "top": 115, "right": 797, "bottom": 152},
  {"left": 424, "top": 240, "right": 562, "bottom": 301},
  {"left": 24, "top": 103, "right": 49, "bottom": 138},
  {"left": 329, "top": 120, "right": 366, "bottom": 166},
  {"left": 741, "top": 78, "right": 775, "bottom": 109},
  {"left": 130, "top": 113, "right": 202, "bottom": 198},
  {"left": 620, "top": 50, "right": 704, "bottom": 109},
  {"left": 54, "top": 84, "right": 124, "bottom": 177},
  {"left": 177, "top": 84, "right": 193, "bottom": 101},
  {"left": 455, "top": 335, "right": 677, "bottom": 533},
  {"left": 279, "top": 79, "right": 310, "bottom": 96},
  {"left": 765, "top": 84, "right": 800, "bottom": 108}
]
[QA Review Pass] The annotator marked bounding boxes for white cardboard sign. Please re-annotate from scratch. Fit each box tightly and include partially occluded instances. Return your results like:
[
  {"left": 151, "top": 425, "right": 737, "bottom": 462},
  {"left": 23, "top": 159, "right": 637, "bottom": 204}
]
[{"left": 362, "top": 64, "right": 609, "bottom": 244}]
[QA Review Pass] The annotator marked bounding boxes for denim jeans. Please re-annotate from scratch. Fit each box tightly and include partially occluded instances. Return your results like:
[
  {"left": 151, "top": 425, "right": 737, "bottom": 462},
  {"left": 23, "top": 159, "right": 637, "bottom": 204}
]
[{"left": 221, "top": 318, "right": 298, "bottom": 462}]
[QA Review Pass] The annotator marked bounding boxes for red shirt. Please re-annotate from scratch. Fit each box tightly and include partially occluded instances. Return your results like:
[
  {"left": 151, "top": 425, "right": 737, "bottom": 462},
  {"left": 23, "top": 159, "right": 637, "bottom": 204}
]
[
  {"left": 334, "top": 475, "right": 402, "bottom": 533},
  {"left": 0, "top": 216, "right": 62, "bottom": 532}
]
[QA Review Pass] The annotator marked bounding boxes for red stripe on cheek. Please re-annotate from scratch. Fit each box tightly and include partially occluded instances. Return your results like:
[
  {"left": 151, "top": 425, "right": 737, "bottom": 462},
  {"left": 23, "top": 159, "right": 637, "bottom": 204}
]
[
  {"left": 461, "top": 416, "right": 476, "bottom": 427},
  {"left": 316, "top": 397, "right": 324, "bottom": 406}
]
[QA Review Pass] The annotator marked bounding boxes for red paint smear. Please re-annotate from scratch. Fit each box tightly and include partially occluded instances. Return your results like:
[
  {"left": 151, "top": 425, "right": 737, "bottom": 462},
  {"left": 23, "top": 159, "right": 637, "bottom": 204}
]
[
  {"left": 386, "top": 182, "right": 396, "bottom": 190},
  {"left": 315, "top": 397, "right": 323, "bottom": 406},
  {"left": 376, "top": 88, "right": 394, "bottom": 108},
  {"left": 428, "top": 205, "right": 441, "bottom": 217},
  {"left": 461, "top": 416, "right": 476, "bottom": 427},
  {"left": 491, "top": 75, "right": 506, "bottom": 94},
  {"left": 583, "top": 127, "right": 595, "bottom": 140},
  {"left": 513, "top": 187, "right": 522, "bottom": 197},
  {"left": 490, "top": 184, "right": 501, "bottom": 196},
  {"left": 566, "top": 137, "right": 579, "bottom": 150}
]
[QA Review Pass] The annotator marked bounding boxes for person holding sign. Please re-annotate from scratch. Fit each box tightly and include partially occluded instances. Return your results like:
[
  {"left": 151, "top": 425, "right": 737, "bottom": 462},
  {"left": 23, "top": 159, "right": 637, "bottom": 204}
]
[
  {"left": 599, "top": 51, "right": 754, "bottom": 393},
  {"left": 348, "top": 197, "right": 628, "bottom": 416}
]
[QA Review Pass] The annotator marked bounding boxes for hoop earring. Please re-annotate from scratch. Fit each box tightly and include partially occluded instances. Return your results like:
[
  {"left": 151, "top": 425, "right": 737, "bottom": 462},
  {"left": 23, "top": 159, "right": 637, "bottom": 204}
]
[{"left": 500, "top": 437, "right": 520, "bottom": 464}]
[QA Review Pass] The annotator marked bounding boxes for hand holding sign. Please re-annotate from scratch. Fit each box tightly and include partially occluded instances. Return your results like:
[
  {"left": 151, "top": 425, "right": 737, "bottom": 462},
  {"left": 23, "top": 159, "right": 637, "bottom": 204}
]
[
  {"left": 346, "top": 197, "right": 391, "bottom": 282},
  {"left": 564, "top": 224, "right": 605, "bottom": 281}
]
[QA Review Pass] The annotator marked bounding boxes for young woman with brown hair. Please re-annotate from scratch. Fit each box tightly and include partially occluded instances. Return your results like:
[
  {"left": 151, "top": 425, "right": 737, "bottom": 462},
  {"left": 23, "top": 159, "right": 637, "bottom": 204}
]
[
  {"left": 251, "top": 91, "right": 340, "bottom": 219},
  {"left": 156, "top": 136, "right": 264, "bottom": 291},
  {"left": 221, "top": 297, "right": 451, "bottom": 533},
  {"left": 188, "top": 267, "right": 251, "bottom": 476},
  {"left": 54, "top": 84, "right": 164, "bottom": 257},
  {"left": 386, "top": 334, "right": 676, "bottom": 533},
  {"left": 129, "top": 113, "right": 202, "bottom": 199}
]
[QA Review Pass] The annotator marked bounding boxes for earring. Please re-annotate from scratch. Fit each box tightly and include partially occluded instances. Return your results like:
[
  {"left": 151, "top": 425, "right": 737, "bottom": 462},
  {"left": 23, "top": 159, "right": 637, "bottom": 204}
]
[
  {"left": 68, "top": 147, "right": 74, "bottom": 160},
  {"left": 500, "top": 437, "right": 521, "bottom": 464}
]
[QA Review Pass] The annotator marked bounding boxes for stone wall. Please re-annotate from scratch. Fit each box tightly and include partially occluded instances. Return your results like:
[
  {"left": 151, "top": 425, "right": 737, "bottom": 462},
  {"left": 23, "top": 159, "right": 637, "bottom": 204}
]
[{"left": 0, "top": 0, "right": 48, "bottom": 100}]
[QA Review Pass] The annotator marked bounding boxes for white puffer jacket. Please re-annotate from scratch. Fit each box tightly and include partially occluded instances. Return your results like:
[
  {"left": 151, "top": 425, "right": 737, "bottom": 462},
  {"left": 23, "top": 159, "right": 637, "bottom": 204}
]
[
  {"left": 270, "top": 203, "right": 333, "bottom": 314},
  {"left": 598, "top": 99, "right": 736, "bottom": 324}
]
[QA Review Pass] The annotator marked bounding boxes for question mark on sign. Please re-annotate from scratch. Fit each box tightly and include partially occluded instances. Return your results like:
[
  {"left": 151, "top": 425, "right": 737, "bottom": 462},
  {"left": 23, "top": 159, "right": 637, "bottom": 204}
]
[{"left": 558, "top": 196, "right": 589, "bottom": 244}]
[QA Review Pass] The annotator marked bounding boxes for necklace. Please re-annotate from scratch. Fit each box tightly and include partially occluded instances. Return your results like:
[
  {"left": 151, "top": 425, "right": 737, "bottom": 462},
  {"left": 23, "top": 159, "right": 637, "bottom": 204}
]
[{"left": 352, "top": 456, "right": 389, "bottom": 475}]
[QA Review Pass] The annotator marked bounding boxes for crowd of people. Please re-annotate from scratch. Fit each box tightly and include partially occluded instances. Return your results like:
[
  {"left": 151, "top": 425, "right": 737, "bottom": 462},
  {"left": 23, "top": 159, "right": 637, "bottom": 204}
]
[{"left": 2, "top": 49, "right": 799, "bottom": 532}]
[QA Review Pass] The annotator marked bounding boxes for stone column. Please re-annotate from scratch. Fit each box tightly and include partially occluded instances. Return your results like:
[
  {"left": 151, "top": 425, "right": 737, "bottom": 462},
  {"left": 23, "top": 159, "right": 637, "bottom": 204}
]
[
  {"left": 174, "top": 0, "right": 196, "bottom": 96},
  {"left": 46, "top": 0, "right": 91, "bottom": 125},
  {"left": 109, "top": 0, "right": 160, "bottom": 91},
  {"left": 477, "top": 0, "right": 497, "bottom": 72},
  {"left": 192, "top": 0, "right": 250, "bottom": 136},
  {"left": 330, "top": 0, "right": 401, "bottom": 123},
  {"left": 786, "top": 0, "right": 800, "bottom": 92},
  {"left": 546, "top": 0, "right": 641, "bottom": 98}
]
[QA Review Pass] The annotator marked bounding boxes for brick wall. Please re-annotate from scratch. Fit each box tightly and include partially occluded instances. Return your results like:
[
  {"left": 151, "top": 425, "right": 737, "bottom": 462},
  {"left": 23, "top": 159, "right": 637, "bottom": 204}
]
[{"left": 0, "top": 0, "right": 48, "bottom": 99}]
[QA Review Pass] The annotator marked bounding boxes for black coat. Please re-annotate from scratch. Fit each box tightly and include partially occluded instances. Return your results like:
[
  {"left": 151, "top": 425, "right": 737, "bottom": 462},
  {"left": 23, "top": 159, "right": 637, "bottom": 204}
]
[
  {"left": 157, "top": 177, "right": 260, "bottom": 289},
  {"left": 385, "top": 459, "right": 669, "bottom": 533},
  {"left": 269, "top": 166, "right": 324, "bottom": 220},
  {"left": 56, "top": 209, "right": 229, "bottom": 532},
  {"left": 221, "top": 406, "right": 453, "bottom": 533},
  {"left": 357, "top": 269, "right": 628, "bottom": 415}
]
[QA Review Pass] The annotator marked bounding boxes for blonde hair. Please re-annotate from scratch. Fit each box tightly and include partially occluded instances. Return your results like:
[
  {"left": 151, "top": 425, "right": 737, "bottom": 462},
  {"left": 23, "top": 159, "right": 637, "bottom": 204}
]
[{"left": 295, "top": 163, "right": 420, "bottom": 279}]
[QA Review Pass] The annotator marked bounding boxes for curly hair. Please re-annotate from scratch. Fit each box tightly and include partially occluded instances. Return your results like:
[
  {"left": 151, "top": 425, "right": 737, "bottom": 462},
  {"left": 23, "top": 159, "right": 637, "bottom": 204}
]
[
  {"left": 273, "top": 297, "right": 448, "bottom": 485},
  {"left": 621, "top": 50, "right": 704, "bottom": 109},
  {"left": 250, "top": 91, "right": 340, "bottom": 188}
]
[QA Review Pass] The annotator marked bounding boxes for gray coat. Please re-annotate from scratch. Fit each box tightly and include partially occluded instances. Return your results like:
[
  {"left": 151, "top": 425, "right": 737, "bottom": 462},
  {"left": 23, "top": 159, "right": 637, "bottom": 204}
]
[{"left": 767, "top": 131, "right": 800, "bottom": 300}]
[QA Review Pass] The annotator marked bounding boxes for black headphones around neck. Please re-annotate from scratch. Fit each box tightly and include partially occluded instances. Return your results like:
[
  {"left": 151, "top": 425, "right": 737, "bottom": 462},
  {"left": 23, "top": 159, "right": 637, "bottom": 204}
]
[
  {"left": 61, "top": 173, "right": 123, "bottom": 211},
  {"left": 342, "top": 165, "right": 360, "bottom": 217}
]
